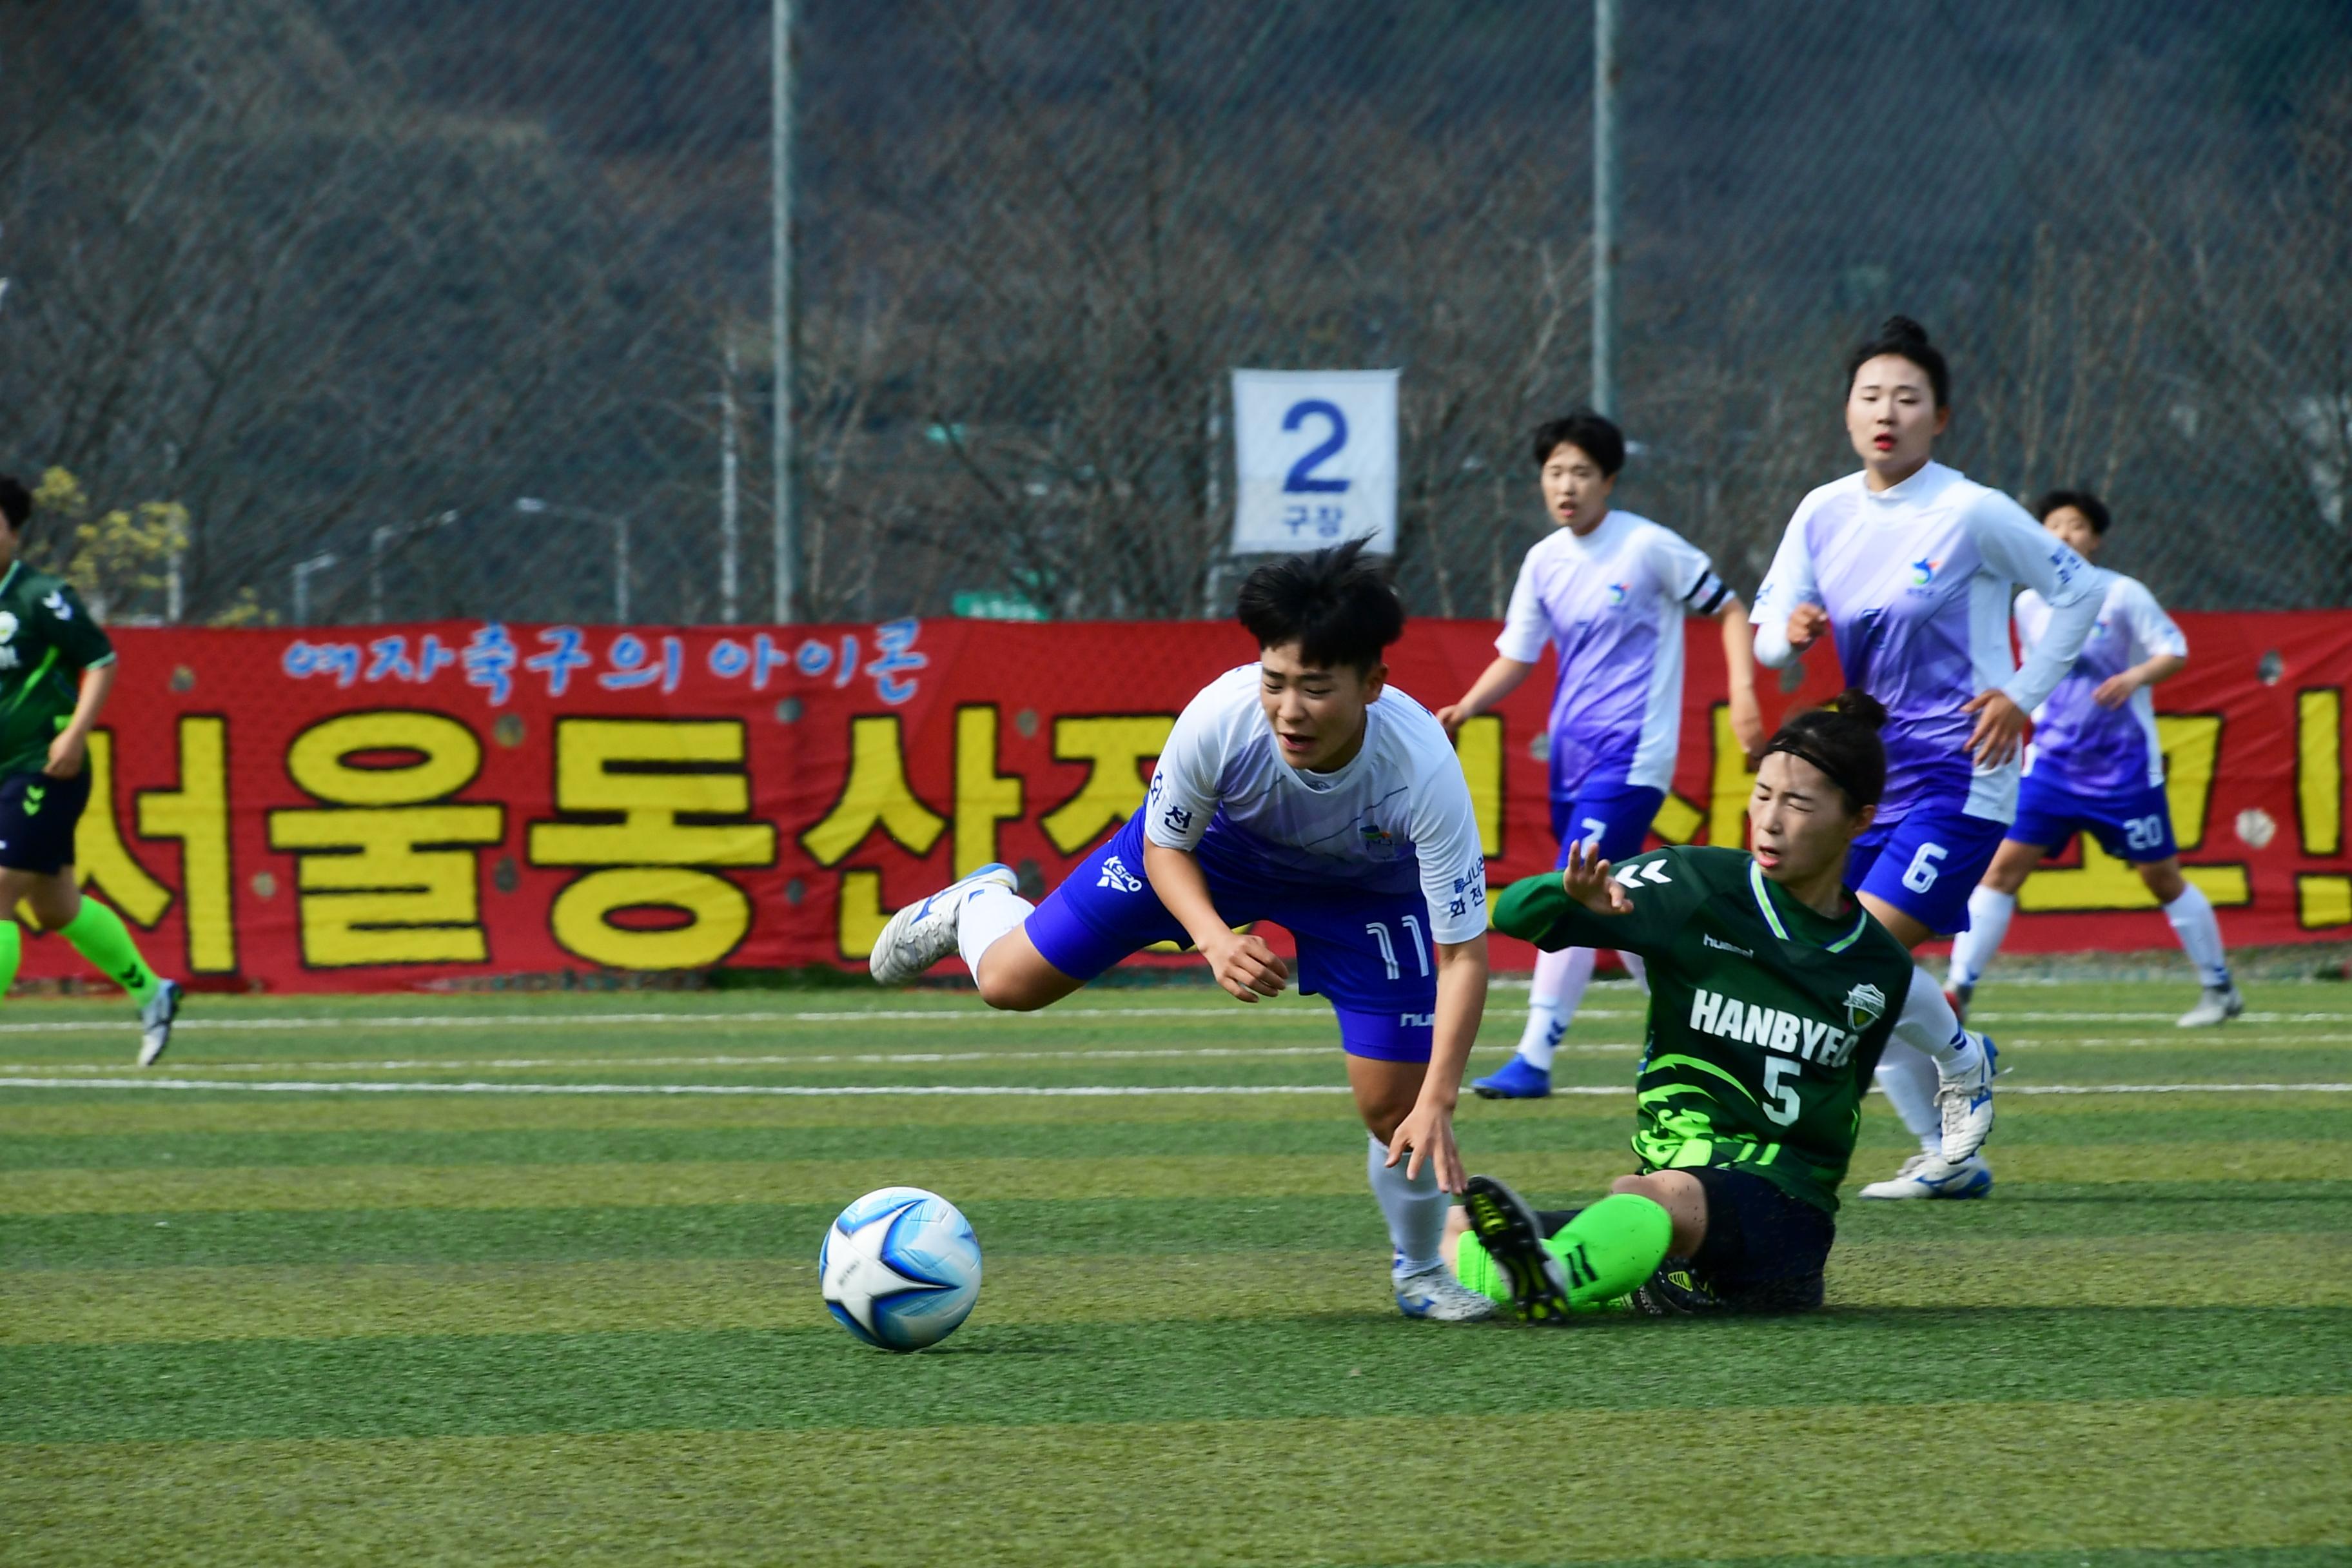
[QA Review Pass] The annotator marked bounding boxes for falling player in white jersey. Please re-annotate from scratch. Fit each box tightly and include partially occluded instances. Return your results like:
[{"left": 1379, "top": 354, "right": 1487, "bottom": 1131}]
[
  {"left": 1435, "top": 411, "right": 1762, "bottom": 1099},
  {"left": 1945, "top": 490, "right": 2241, "bottom": 1027},
  {"left": 1750, "top": 317, "right": 2102, "bottom": 1200},
  {"left": 868, "top": 542, "right": 1500, "bottom": 1322}
]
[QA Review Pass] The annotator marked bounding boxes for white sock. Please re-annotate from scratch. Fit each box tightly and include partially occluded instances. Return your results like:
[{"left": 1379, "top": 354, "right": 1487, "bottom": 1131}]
[
  {"left": 1619, "top": 951, "right": 1648, "bottom": 994},
  {"left": 2162, "top": 885, "right": 2231, "bottom": 988},
  {"left": 1518, "top": 946, "right": 1592, "bottom": 1068},
  {"left": 956, "top": 883, "right": 1034, "bottom": 977},
  {"left": 1368, "top": 1133, "right": 1446, "bottom": 1277},
  {"left": 1874, "top": 1034, "right": 1945, "bottom": 1152},
  {"left": 1948, "top": 887, "right": 2015, "bottom": 990}
]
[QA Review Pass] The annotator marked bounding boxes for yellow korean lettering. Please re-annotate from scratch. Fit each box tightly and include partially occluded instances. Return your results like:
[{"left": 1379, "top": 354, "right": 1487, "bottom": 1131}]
[
  {"left": 137, "top": 717, "right": 235, "bottom": 973},
  {"left": 74, "top": 730, "right": 172, "bottom": 926},
  {"left": 530, "top": 719, "right": 776, "bottom": 868},
  {"left": 549, "top": 867, "right": 753, "bottom": 968},
  {"left": 266, "top": 711, "right": 503, "bottom": 967},
  {"left": 2297, "top": 875, "right": 2351, "bottom": 930},
  {"left": 799, "top": 715, "right": 946, "bottom": 867},
  {"left": 834, "top": 868, "right": 892, "bottom": 961},
  {"left": 1453, "top": 714, "right": 1502, "bottom": 858},
  {"left": 1707, "top": 703, "right": 1758, "bottom": 850},
  {"left": 1039, "top": 715, "right": 1175, "bottom": 854},
  {"left": 954, "top": 705, "right": 1023, "bottom": 877},
  {"left": 2298, "top": 688, "right": 2342, "bottom": 856}
]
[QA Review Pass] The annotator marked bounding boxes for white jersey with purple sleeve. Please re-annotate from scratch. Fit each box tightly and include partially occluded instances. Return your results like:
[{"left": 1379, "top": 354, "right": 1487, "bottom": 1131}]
[
  {"left": 1750, "top": 461, "right": 2101, "bottom": 823},
  {"left": 2017, "top": 570, "right": 2187, "bottom": 794},
  {"left": 1141, "top": 665, "right": 1490, "bottom": 943},
  {"left": 1495, "top": 510, "right": 1732, "bottom": 798}
]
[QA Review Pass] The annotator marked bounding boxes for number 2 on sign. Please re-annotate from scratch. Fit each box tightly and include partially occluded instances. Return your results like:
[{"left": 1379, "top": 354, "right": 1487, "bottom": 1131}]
[{"left": 1283, "top": 400, "right": 1350, "bottom": 493}]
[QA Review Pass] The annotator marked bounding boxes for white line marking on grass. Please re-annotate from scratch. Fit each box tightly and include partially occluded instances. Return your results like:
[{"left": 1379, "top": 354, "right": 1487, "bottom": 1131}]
[
  {"left": 0, "top": 1007, "right": 1644, "bottom": 1036},
  {"left": 1971, "top": 1012, "right": 2349, "bottom": 1025},
  {"left": 1, "top": 1077, "right": 2348, "bottom": 1099}
]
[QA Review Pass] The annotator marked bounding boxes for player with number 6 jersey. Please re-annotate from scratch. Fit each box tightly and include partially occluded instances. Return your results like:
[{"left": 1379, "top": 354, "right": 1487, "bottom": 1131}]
[
  {"left": 1749, "top": 318, "right": 2098, "bottom": 1201},
  {"left": 1447, "top": 691, "right": 1995, "bottom": 1320},
  {"left": 866, "top": 542, "right": 1501, "bottom": 1324}
]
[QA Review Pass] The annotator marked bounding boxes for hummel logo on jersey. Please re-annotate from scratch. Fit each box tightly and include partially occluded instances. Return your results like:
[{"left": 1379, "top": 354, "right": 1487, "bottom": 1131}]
[
  {"left": 1096, "top": 855, "right": 1144, "bottom": 893},
  {"left": 1611, "top": 859, "right": 1672, "bottom": 888},
  {"left": 1398, "top": 1012, "right": 1435, "bottom": 1028},
  {"left": 1702, "top": 934, "right": 1753, "bottom": 957},
  {"left": 41, "top": 590, "right": 70, "bottom": 620},
  {"left": 1687, "top": 986, "right": 1860, "bottom": 1069}
]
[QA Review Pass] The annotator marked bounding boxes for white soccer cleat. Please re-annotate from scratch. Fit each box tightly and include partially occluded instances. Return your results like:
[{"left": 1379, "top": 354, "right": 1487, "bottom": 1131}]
[
  {"left": 1936, "top": 1030, "right": 1997, "bottom": 1164},
  {"left": 136, "top": 979, "right": 183, "bottom": 1068},
  {"left": 1857, "top": 1151, "right": 1994, "bottom": 1200},
  {"left": 1393, "top": 1263, "right": 1498, "bottom": 1322},
  {"left": 2177, "top": 984, "right": 2244, "bottom": 1029},
  {"left": 867, "top": 864, "right": 1018, "bottom": 986}
]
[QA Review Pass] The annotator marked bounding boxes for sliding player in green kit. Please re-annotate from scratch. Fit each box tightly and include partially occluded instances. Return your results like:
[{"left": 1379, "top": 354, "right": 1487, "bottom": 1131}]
[
  {"left": 1453, "top": 691, "right": 1995, "bottom": 1318},
  {"left": 0, "top": 476, "right": 181, "bottom": 1064}
]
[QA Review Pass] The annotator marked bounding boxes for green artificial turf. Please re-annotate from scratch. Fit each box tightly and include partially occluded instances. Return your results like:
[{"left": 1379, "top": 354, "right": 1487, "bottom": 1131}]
[{"left": 2, "top": 979, "right": 2347, "bottom": 1565}]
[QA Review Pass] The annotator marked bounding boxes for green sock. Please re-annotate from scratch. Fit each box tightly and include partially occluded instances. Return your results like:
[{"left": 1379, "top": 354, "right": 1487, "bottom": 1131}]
[
  {"left": 59, "top": 899, "right": 160, "bottom": 1004},
  {"left": 1454, "top": 1231, "right": 1512, "bottom": 1304},
  {"left": 0, "top": 919, "right": 19, "bottom": 998},
  {"left": 1543, "top": 1193, "right": 1676, "bottom": 1310}
]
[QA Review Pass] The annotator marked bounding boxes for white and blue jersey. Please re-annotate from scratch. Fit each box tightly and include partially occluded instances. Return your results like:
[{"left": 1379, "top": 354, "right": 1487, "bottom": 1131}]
[
  {"left": 1023, "top": 665, "right": 1487, "bottom": 1060},
  {"left": 2017, "top": 571, "right": 2186, "bottom": 794},
  {"left": 1751, "top": 462, "right": 2100, "bottom": 824},
  {"left": 1750, "top": 462, "right": 2102, "bottom": 934},
  {"left": 1498, "top": 510, "right": 1730, "bottom": 799}
]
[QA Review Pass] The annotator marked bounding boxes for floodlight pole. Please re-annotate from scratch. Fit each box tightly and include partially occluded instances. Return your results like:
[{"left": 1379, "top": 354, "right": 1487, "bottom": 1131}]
[
  {"left": 771, "top": 0, "right": 799, "bottom": 625},
  {"left": 721, "top": 336, "right": 742, "bottom": 624},
  {"left": 1591, "top": 0, "right": 1622, "bottom": 419}
]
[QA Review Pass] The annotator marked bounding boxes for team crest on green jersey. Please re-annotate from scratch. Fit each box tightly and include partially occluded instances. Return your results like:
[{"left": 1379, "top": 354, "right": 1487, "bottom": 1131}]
[{"left": 1844, "top": 981, "right": 1888, "bottom": 1031}]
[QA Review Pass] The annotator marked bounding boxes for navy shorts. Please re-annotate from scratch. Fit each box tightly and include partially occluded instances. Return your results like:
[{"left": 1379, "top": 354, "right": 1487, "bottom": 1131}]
[
  {"left": 0, "top": 768, "right": 90, "bottom": 876},
  {"left": 1549, "top": 781, "right": 1667, "bottom": 869},
  {"left": 2010, "top": 776, "right": 2178, "bottom": 863},
  {"left": 1024, "top": 813, "right": 1442, "bottom": 1061},
  {"left": 1845, "top": 802, "right": 2009, "bottom": 936}
]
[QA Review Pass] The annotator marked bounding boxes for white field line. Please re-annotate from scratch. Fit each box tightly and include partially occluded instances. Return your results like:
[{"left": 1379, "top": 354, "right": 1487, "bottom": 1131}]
[
  {"left": 0, "top": 1077, "right": 2347, "bottom": 1099},
  {"left": 1970, "top": 1011, "right": 2351, "bottom": 1025},
  {"left": 6, "top": 1034, "right": 2347, "bottom": 1075},
  {"left": 0, "top": 1007, "right": 1652, "bottom": 1036}
]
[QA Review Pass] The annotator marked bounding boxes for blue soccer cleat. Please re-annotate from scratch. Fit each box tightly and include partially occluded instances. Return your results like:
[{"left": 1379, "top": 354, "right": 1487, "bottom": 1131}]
[{"left": 1472, "top": 1055, "right": 1553, "bottom": 1100}]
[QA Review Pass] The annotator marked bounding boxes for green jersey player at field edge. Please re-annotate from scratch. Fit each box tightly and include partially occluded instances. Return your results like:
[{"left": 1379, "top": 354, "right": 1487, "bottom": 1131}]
[
  {"left": 0, "top": 476, "right": 181, "bottom": 1064},
  {"left": 1451, "top": 691, "right": 1995, "bottom": 1319}
]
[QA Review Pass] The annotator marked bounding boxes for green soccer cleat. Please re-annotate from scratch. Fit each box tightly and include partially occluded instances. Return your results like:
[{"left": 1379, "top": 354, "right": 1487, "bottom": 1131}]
[{"left": 1462, "top": 1175, "right": 1572, "bottom": 1324}]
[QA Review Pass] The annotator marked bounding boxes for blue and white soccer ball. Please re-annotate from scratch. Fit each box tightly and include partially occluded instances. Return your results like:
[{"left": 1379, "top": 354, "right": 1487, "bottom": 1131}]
[{"left": 819, "top": 1186, "right": 983, "bottom": 1351}]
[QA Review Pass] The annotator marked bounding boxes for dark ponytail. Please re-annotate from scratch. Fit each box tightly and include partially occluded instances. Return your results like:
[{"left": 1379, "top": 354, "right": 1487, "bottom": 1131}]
[
  {"left": 1845, "top": 315, "right": 1950, "bottom": 409},
  {"left": 1761, "top": 689, "right": 1888, "bottom": 813}
]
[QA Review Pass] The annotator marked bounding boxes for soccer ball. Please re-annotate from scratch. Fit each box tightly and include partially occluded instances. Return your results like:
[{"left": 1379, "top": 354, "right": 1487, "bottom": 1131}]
[{"left": 819, "top": 1186, "right": 983, "bottom": 1351}]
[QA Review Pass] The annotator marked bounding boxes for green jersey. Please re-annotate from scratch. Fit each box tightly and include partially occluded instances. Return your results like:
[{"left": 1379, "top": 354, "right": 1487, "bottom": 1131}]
[
  {"left": 0, "top": 562, "right": 113, "bottom": 778},
  {"left": 1493, "top": 845, "right": 1914, "bottom": 1212}
]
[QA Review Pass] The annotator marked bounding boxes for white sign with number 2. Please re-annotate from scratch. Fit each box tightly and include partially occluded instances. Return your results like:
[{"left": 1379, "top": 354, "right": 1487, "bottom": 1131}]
[{"left": 1230, "top": 369, "right": 1398, "bottom": 556}]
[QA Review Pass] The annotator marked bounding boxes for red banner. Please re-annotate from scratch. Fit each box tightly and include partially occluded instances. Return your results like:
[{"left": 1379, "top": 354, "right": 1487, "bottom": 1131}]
[{"left": 25, "top": 614, "right": 2351, "bottom": 992}]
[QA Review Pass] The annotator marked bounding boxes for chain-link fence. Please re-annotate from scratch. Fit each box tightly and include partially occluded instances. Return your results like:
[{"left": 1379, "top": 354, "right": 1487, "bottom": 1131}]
[{"left": 3, "top": 0, "right": 2347, "bottom": 626}]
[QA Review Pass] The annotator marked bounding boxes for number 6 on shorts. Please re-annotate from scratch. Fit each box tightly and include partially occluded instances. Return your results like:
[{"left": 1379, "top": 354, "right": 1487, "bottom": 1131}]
[{"left": 1901, "top": 841, "right": 1948, "bottom": 894}]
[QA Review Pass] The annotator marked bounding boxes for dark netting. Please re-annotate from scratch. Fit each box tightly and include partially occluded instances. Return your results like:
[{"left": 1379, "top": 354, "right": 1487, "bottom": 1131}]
[{"left": 1, "top": 0, "right": 2344, "bottom": 626}]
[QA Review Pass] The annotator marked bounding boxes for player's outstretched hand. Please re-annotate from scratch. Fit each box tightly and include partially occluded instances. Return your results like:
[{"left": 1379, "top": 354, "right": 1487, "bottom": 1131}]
[
  {"left": 1200, "top": 929, "right": 1290, "bottom": 1003},
  {"left": 1960, "top": 689, "right": 2029, "bottom": 767},
  {"left": 1384, "top": 1101, "right": 1465, "bottom": 1193},
  {"left": 1560, "top": 841, "right": 1636, "bottom": 917},
  {"left": 1786, "top": 603, "right": 1830, "bottom": 654}
]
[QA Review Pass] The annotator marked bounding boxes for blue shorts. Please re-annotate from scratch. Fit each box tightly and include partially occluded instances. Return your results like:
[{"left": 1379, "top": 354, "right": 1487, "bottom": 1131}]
[
  {"left": 1550, "top": 782, "right": 1665, "bottom": 869},
  {"left": 1024, "top": 813, "right": 1440, "bottom": 1062},
  {"left": 2010, "top": 776, "right": 2178, "bottom": 863},
  {"left": 1845, "top": 803, "right": 2009, "bottom": 937}
]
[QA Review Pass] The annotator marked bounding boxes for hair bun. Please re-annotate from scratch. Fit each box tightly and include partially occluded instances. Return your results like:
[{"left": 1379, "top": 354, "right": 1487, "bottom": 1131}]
[
  {"left": 1878, "top": 315, "right": 1932, "bottom": 348},
  {"left": 1827, "top": 687, "right": 1888, "bottom": 732}
]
